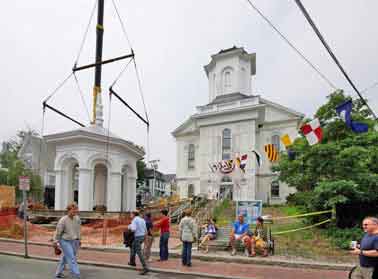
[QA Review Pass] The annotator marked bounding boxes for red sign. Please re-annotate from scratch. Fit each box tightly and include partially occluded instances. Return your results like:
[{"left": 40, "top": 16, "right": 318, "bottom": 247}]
[{"left": 19, "top": 176, "right": 30, "bottom": 191}]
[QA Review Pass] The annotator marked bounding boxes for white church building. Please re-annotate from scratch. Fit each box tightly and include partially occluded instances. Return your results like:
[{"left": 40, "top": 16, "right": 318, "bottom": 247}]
[{"left": 172, "top": 47, "right": 304, "bottom": 204}]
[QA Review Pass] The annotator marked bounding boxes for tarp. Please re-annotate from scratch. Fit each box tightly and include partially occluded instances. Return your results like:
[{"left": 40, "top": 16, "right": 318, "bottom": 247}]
[{"left": 0, "top": 185, "right": 15, "bottom": 209}]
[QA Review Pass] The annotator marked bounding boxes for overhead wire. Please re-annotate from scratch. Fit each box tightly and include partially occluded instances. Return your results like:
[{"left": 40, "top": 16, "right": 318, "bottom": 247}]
[
  {"left": 133, "top": 59, "right": 149, "bottom": 124},
  {"left": 361, "top": 81, "right": 378, "bottom": 94},
  {"left": 293, "top": 0, "right": 377, "bottom": 120},
  {"left": 111, "top": 0, "right": 151, "bottom": 162},
  {"left": 110, "top": 57, "right": 134, "bottom": 88},
  {"left": 74, "top": 0, "right": 98, "bottom": 65},
  {"left": 111, "top": 0, "right": 133, "bottom": 49},
  {"left": 244, "top": 0, "right": 337, "bottom": 90},
  {"left": 43, "top": 72, "right": 73, "bottom": 103},
  {"left": 73, "top": 73, "right": 91, "bottom": 122}
]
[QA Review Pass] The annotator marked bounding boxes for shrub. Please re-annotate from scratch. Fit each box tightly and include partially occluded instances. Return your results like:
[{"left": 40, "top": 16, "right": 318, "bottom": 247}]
[
  {"left": 325, "top": 225, "right": 363, "bottom": 249},
  {"left": 286, "top": 191, "right": 314, "bottom": 208}
]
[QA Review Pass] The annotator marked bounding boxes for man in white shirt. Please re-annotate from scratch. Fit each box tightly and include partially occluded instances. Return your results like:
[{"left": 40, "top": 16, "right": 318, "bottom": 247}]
[
  {"left": 53, "top": 203, "right": 81, "bottom": 279},
  {"left": 128, "top": 210, "right": 149, "bottom": 275}
]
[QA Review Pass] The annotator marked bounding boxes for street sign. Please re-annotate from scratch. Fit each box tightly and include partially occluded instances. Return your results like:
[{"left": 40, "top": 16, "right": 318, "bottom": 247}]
[{"left": 19, "top": 176, "right": 30, "bottom": 191}]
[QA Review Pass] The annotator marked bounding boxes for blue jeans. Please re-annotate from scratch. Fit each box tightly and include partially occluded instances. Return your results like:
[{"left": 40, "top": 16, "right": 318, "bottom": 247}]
[
  {"left": 56, "top": 239, "right": 80, "bottom": 278},
  {"left": 182, "top": 241, "right": 192, "bottom": 265},
  {"left": 159, "top": 232, "right": 170, "bottom": 260},
  {"left": 130, "top": 236, "right": 147, "bottom": 270}
]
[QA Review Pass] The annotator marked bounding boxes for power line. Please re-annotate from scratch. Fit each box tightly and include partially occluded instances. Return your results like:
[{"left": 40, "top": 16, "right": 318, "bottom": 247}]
[
  {"left": 244, "top": 0, "right": 337, "bottom": 90},
  {"left": 293, "top": 0, "right": 377, "bottom": 120},
  {"left": 362, "top": 81, "right": 378, "bottom": 94}
]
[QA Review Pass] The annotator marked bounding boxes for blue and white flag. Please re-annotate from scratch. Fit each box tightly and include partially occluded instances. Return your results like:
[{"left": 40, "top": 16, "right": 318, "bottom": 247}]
[{"left": 336, "top": 100, "right": 368, "bottom": 133}]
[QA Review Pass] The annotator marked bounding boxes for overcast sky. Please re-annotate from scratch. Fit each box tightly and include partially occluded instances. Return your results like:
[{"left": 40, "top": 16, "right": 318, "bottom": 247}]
[{"left": 1, "top": 1, "right": 377, "bottom": 173}]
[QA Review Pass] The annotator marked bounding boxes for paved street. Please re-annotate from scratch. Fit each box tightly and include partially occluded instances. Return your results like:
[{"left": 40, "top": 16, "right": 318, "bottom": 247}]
[
  {"left": 0, "top": 254, "right": 213, "bottom": 279},
  {"left": 0, "top": 240, "right": 350, "bottom": 279}
]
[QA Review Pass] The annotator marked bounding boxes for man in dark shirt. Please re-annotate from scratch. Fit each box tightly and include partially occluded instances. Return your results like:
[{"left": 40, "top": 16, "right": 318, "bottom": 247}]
[
  {"left": 143, "top": 212, "right": 154, "bottom": 262},
  {"left": 350, "top": 217, "right": 378, "bottom": 279}
]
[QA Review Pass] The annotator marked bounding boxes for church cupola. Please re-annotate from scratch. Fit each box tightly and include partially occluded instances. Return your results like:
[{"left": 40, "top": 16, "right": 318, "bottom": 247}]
[{"left": 204, "top": 46, "right": 256, "bottom": 103}]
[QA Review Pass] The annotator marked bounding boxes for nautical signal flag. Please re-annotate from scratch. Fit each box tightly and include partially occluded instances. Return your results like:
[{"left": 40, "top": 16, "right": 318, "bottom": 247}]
[
  {"left": 239, "top": 154, "right": 248, "bottom": 172},
  {"left": 280, "top": 134, "right": 292, "bottom": 148},
  {"left": 336, "top": 100, "right": 368, "bottom": 133},
  {"left": 252, "top": 150, "right": 262, "bottom": 167},
  {"left": 264, "top": 144, "right": 279, "bottom": 162},
  {"left": 301, "top": 118, "right": 322, "bottom": 146}
]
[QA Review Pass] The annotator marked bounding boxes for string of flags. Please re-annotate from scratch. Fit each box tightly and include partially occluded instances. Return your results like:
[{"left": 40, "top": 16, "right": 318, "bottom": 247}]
[
  {"left": 208, "top": 154, "right": 248, "bottom": 174},
  {"left": 207, "top": 99, "right": 371, "bottom": 173}
]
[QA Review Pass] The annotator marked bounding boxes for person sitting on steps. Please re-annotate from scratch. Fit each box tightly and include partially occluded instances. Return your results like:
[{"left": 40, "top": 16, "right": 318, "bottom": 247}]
[
  {"left": 199, "top": 218, "right": 218, "bottom": 253},
  {"left": 250, "top": 216, "right": 269, "bottom": 257},
  {"left": 229, "top": 214, "right": 251, "bottom": 256}
]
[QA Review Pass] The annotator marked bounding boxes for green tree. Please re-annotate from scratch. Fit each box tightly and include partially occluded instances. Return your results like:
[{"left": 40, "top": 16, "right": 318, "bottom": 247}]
[
  {"left": 275, "top": 90, "right": 378, "bottom": 211},
  {"left": 1, "top": 130, "right": 43, "bottom": 201},
  {"left": 137, "top": 159, "right": 146, "bottom": 186}
]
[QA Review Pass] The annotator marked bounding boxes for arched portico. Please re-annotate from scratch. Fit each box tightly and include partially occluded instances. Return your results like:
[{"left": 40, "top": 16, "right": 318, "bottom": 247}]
[
  {"left": 48, "top": 126, "right": 144, "bottom": 212},
  {"left": 54, "top": 155, "right": 80, "bottom": 210}
]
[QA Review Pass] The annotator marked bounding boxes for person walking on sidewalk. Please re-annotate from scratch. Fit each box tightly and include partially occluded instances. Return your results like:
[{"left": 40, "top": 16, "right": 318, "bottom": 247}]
[
  {"left": 143, "top": 212, "right": 154, "bottom": 262},
  {"left": 350, "top": 216, "right": 378, "bottom": 279},
  {"left": 53, "top": 203, "right": 81, "bottom": 279},
  {"left": 179, "top": 209, "right": 198, "bottom": 267},
  {"left": 128, "top": 210, "right": 149, "bottom": 275},
  {"left": 154, "top": 209, "right": 170, "bottom": 261}
]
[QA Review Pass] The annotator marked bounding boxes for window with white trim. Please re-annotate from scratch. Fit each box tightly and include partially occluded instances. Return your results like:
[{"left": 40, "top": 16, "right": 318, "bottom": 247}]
[
  {"left": 188, "top": 144, "right": 195, "bottom": 169},
  {"left": 222, "top": 129, "right": 231, "bottom": 160},
  {"left": 271, "top": 180, "right": 280, "bottom": 198},
  {"left": 271, "top": 134, "right": 280, "bottom": 152}
]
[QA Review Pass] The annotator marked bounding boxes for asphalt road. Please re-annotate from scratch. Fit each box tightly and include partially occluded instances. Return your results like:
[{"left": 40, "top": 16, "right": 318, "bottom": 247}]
[{"left": 0, "top": 254, "right": 214, "bottom": 279}]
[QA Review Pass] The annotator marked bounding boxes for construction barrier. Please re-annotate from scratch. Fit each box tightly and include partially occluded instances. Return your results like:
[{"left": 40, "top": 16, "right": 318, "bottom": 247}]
[
  {"left": 272, "top": 219, "right": 332, "bottom": 235},
  {"left": 0, "top": 185, "right": 16, "bottom": 209}
]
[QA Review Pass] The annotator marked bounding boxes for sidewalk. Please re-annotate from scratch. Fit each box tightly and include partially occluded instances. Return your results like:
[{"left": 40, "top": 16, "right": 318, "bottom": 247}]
[{"left": 0, "top": 240, "right": 350, "bottom": 279}]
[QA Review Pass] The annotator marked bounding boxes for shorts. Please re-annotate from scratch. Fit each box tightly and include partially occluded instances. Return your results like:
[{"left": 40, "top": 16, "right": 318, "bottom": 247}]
[{"left": 252, "top": 237, "right": 267, "bottom": 249}]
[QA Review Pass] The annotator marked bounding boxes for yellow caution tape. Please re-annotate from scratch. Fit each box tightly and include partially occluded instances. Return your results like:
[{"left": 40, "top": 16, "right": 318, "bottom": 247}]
[
  {"left": 271, "top": 219, "right": 331, "bottom": 235},
  {"left": 272, "top": 209, "right": 333, "bottom": 221}
]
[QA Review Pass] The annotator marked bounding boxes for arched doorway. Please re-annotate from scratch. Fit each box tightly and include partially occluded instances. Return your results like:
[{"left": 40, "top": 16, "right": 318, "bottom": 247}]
[
  {"left": 62, "top": 158, "right": 80, "bottom": 206},
  {"left": 93, "top": 164, "right": 108, "bottom": 209},
  {"left": 220, "top": 176, "right": 233, "bottom": 200}
]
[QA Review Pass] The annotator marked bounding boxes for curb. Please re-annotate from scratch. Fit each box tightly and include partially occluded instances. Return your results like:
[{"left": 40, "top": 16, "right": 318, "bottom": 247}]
[
  {"left": 0, "top": 251, "right": 253, "bottom": 279},
  {"left": 0, "top": 238, "right": 353, "bottom": 271}
]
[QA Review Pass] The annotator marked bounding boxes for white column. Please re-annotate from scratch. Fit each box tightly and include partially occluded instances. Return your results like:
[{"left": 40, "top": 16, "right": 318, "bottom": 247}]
[
  {"left": 54, "top": 170, "right": 64, "bottom": 210},
  {"left": 107, "top": 172, "right": 122, "bottom": 212},
  {"left": 78, "top": 168, "right": 92, "bottom": 211},
  {"left": 126, "top": 175, "right": 137, "bottom": 211}
]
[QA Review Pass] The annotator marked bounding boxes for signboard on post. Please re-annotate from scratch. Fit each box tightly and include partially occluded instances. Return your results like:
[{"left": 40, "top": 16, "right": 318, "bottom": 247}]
[
  {"left": 236, "top": 200, "right": 263, "bottom": 225},
  {"left": 19, "top": 176, "right": 30, "bottom": 191}
]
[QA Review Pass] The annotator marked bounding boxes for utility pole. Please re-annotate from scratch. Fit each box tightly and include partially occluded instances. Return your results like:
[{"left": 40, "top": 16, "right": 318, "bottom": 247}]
[{"left": 148, "top": 159, "right": 159, "bottom": 197}]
